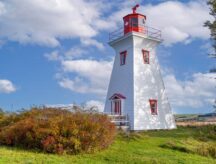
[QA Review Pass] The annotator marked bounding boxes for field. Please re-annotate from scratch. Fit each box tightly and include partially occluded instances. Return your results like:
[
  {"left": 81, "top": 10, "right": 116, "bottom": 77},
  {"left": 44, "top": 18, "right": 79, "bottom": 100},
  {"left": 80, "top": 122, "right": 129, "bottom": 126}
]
[{"left": 0, "top": 126, "right": 216, "bottom": 164}]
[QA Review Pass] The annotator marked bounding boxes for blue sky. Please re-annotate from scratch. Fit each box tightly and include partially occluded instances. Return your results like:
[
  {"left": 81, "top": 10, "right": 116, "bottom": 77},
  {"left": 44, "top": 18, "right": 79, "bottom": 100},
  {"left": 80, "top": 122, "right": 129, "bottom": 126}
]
[{"left": 0, "top": 0, "right": 215, "bottom": 114}]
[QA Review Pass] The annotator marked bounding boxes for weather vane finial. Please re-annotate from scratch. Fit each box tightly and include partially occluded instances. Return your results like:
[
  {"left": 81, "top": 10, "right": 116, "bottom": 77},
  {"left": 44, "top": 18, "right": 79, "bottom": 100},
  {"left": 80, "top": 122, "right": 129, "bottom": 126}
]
[{"left": 132, "top": 4, "right": 139, "bottom": 14}]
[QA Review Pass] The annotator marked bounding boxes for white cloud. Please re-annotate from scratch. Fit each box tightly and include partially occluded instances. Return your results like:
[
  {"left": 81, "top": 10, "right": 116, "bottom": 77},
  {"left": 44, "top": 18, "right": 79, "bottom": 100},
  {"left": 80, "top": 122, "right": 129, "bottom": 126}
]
[
  {"left": 0, "top": 79, "right": 16, "bottom": 93},
  {"left": 59, "top": 77, "right": 93, "bottom": 94},
  {"left": 44, "top": 50, "right": 61, "bottom": 61},
  {"left": 80, "top": 38, "right": 105, "bottom": 50},
  {"left": 59, "top": 59, "right": 113, "bottom": 95},
  {"left": 85, "top": 100, "right": 104, "bottom": 112},
  {"left": 200, "top": 42, "right": 215, "bottom": 55},
  {"left": 45, "top": 100, "right": 104, "bottom": 112},
  {"left": 162, "top": 27, "right": 189, "bottom": 45},
  {"left": 143, "top": 1, "right": 212, "bottom": 46},
  {"left": 0, "top": 1, "right": 211, "bottom": 47},
  {"left": 44, "top": 46, "right": 91, "bottom": 62},
  {"left": 45, "top": 103, "right": 74, "bottom": 109},
  {"left": 65, "top": 47, "right": 88, "bottom": 59},
  {"left": 0, "top": 0, "right": 107, "bottom": 47},
  {"left": 164, "top": 73, "right": 216, "bottom": 109},
  {"left": 0, "top": 1, "right": 6, "bottom": 16}
]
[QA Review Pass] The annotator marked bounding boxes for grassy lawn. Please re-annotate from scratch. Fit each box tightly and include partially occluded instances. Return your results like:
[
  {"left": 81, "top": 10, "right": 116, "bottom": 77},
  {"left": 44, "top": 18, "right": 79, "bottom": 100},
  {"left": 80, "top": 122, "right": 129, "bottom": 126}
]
[{"left": 0, "top": 126, "right": 216, "bottom": 164}]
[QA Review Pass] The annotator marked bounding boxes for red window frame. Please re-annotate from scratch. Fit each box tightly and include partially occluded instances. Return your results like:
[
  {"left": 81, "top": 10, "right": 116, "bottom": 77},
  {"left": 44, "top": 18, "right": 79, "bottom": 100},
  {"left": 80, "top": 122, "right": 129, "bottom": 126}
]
[
  {"left": 142, "top": 49, "right": 150, "bottom": 64},
  {"left": 149, "top": 99, "right": 158, "bottom": 115},
  {"left": 120, "top": 51, "right": 127, "bottom": 65}
]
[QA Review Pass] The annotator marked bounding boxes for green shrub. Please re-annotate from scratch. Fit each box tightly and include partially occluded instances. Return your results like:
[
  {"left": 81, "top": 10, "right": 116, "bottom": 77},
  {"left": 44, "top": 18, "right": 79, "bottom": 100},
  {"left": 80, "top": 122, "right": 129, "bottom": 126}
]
[
  {"left": 183, "top": 125, "right": 216, "bottom": 141},
  {"left": 0, "top": 107, "right": 116, "bottom": 154}
]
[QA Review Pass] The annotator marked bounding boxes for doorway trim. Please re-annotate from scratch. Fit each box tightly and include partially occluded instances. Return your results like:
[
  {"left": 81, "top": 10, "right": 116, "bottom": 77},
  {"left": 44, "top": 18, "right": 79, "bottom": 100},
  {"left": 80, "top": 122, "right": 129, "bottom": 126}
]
[{"left": 109, "top": 93, "right": 126, "bottom": 115}]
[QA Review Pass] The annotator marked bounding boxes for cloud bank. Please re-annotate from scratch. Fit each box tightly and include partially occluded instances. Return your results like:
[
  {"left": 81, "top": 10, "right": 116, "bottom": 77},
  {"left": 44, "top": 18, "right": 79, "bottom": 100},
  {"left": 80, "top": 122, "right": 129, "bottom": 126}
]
[
  {"left": 59, "top": 59, "right": 113, "bottom": 95},
  {"left": 0, "top": 0, "right": 108, "bottom": 47},
  {"left": 0, "top": 0, "right": 212, "bottom": 46}
]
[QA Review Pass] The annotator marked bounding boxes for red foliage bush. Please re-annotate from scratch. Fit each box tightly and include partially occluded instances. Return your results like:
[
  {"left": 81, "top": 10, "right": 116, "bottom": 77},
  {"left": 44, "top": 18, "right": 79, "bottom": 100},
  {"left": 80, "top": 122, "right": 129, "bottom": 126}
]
[{"left": 0, "top": 108, "right": 116, "bottom": 154}]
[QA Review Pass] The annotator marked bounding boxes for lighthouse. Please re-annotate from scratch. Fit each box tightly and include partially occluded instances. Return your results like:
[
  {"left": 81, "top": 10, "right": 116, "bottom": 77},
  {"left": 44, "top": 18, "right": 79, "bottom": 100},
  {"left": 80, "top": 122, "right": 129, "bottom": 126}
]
[{"left": 104, "top": 5, "right": 176, "bottom": 130}]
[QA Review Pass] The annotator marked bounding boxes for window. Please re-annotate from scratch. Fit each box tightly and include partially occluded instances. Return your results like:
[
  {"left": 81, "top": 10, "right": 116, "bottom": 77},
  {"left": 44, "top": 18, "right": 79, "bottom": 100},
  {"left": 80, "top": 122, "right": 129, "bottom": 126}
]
[
  {"left": 131, "top": 17, "right": 138, "bottom": 27},
  {"left": 149, "top": 99, "right": 157, "bottom": 115},
  {"left": 120, "top": 51, "right": 127, "bottom": 65},
  {"left": 142, "top": 49, "right": 149, "bottom": 64}
]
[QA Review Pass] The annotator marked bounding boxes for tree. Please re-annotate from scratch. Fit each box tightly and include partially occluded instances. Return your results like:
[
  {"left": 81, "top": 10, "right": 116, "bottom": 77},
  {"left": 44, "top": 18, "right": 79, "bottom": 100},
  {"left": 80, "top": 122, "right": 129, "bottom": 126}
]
[
  {"left": 205, "top": 0, "right": 216, "bottom": 60},
  {"left": 205, "top": 0, "right": 216, "bottom": 112},
  {"left": 0, "top": 108, "right": 3, "bottom": 114}
]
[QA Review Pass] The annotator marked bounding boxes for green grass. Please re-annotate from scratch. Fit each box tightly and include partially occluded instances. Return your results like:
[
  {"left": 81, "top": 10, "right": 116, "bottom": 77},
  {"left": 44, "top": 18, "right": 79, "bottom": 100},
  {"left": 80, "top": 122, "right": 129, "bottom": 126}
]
[{"left": 0, "top": 126, "right": 216, "bottom": 164}]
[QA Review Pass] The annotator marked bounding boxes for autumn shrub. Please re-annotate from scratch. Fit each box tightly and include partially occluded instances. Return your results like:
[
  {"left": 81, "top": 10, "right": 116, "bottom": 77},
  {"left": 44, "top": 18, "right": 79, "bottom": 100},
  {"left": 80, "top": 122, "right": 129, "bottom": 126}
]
[
  {"left": 0, "top": 107, "right": 116, "bottom": 154},
  {"left": 0, "top": 113, "right": 3, "bottom": 121},
  {"left": 196, "top": 125, "right": 216, "bottom": 141},
  {"left": 0, "top": 108, "right": 4, "bottom": 120}
]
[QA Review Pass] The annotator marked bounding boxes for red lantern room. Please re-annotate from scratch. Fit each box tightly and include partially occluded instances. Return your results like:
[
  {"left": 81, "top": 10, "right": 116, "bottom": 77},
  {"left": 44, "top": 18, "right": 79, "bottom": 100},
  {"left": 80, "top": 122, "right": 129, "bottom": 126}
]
[{"left": 123, "top": 4, "right": 146, "bottom": 35}]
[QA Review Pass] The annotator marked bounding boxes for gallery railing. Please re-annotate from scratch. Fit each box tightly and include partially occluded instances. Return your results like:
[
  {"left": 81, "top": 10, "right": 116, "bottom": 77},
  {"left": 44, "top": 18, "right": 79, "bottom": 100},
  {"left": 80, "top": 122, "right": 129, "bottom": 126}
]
[{"left": 109, "top": 25, "right": 162, "bottom": 42}]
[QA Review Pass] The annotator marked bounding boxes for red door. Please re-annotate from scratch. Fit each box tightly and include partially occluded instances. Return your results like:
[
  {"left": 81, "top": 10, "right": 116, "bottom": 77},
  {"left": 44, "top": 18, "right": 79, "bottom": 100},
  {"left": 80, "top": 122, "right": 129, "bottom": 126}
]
[{"left": 114, "top": 100, "right": 121, "bottom": 115}]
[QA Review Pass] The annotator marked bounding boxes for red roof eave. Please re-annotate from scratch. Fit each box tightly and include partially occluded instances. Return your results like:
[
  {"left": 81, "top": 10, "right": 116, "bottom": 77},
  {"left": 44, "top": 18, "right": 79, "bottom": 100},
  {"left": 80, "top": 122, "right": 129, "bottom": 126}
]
[
  {"left": 109, "top": 93, "right": 126, "bottom": 100},
  {"left": 123, "top": 13, "right": 146, "bottom": 20}
]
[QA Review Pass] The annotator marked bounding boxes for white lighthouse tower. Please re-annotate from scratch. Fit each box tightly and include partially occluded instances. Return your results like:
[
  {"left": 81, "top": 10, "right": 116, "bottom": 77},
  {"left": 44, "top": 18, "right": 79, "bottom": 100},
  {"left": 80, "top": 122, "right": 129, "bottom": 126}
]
[{"left": 104, "top": 5, "right": 176, "bottom": 130}]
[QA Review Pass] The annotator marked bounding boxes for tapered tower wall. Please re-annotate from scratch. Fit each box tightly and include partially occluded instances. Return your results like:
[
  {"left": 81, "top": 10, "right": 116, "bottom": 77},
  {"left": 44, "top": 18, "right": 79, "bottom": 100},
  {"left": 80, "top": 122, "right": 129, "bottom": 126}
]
[
  {"left": 133, "top": 34, "right": 176, "bottom": 130},
  {"left": 104, "top": 35, "right": 135, "bottom": 128}
]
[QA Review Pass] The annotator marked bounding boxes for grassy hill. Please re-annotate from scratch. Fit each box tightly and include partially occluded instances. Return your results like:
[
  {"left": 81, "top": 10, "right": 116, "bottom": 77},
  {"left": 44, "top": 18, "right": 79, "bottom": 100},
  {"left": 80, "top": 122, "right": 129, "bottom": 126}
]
[{"left": 0, "top": 126, "right": 216, "bottom": 164}]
